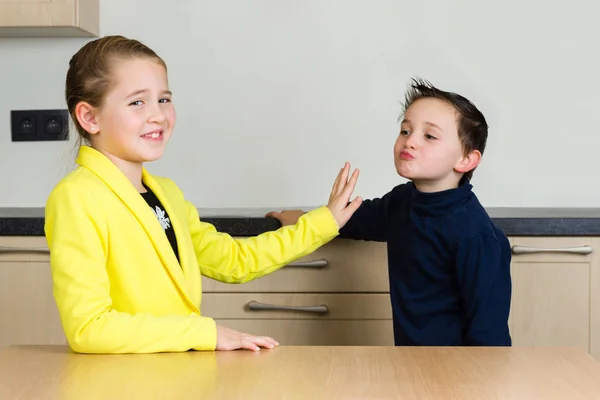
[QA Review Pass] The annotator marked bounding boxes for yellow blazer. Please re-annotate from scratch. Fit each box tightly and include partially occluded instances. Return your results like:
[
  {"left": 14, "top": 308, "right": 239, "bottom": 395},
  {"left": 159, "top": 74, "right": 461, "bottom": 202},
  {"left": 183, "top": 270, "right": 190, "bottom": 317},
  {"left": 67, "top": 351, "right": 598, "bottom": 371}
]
[{"left": 44, "top": 146, "right": 339, "bottom": 354}]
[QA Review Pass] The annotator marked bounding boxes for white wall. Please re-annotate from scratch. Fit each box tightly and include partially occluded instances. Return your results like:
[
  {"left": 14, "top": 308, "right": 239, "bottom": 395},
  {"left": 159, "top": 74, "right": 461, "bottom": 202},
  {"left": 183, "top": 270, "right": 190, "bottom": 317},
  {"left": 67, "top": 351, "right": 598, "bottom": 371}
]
[{"left": 1, "top": 0, "right": 598, "bottom": 208}]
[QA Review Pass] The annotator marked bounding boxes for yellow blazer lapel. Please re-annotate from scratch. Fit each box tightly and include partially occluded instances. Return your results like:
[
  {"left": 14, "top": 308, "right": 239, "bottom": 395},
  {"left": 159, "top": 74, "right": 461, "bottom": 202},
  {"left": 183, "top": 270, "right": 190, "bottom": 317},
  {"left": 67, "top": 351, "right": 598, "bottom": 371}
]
[
  {"left": 141, "top": 171, "right": 197, "bottom": 285},
  {"left": 76, "top": 146, "right": 196, "bottom": 310}
]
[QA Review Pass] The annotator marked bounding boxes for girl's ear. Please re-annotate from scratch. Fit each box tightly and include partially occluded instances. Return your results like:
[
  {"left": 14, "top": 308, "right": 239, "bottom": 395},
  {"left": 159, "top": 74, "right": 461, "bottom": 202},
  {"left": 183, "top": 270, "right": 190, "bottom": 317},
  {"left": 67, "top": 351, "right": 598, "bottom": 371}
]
[
  {"left": 454, "top": 149, "right": 481, "bottom": 174},
  {"left": 75, "top": 102, "right": 100, "bottom": 135}
]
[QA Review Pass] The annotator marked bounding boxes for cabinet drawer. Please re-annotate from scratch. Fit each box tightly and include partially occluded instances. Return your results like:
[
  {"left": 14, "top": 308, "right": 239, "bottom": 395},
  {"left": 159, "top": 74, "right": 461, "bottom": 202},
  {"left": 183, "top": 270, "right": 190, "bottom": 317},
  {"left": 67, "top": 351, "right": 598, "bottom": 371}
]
[
  {"left": 511, "top": 237, "right": 594, "bottom": 263},
  {"left": 214, "top": 319, "right": 394, "bottom": 346},
  {"left": 202, "top": 293, "right": 392, "bottom": 320},
  {"left": 0, "top": 237, "right": 49, "bottom": 262},
  {"left": 202, "top": 238, "right": 389, "bottom": 293}
]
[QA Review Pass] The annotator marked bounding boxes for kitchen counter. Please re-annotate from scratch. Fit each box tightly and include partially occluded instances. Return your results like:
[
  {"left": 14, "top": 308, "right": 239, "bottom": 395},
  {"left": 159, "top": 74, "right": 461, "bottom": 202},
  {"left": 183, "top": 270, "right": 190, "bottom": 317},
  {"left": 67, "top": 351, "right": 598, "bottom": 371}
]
[
  {"left": 1, "top": 207, "right": 600, "bottom": 236},
  {"left": 1, "top": 345, "right": 600, "bottom": 399}
]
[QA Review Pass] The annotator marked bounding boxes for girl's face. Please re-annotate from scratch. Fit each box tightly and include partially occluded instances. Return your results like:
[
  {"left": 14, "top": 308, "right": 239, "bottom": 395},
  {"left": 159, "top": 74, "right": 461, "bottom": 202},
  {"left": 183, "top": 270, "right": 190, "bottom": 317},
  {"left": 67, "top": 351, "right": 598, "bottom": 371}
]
[{"left": 88, "top": 57, "right": 176, "bottom": 169}]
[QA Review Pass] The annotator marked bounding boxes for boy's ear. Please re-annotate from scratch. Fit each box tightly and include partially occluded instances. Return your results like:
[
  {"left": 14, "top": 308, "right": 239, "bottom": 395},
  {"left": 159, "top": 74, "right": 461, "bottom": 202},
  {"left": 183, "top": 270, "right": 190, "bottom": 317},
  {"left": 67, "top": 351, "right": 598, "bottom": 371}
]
[
  {"left": 74, "top": 101, "right": 100, "bottom": 135},
  {"left": 454, "top": 149, "right": 481, "bottom": 174}
]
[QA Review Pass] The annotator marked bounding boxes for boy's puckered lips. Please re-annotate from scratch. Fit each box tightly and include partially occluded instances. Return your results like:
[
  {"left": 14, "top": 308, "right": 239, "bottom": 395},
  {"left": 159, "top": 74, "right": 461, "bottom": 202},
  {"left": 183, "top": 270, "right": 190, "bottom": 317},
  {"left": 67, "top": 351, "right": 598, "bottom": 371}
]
[{"left": 399, "top": 150, "right": 414, "bottom": 160}]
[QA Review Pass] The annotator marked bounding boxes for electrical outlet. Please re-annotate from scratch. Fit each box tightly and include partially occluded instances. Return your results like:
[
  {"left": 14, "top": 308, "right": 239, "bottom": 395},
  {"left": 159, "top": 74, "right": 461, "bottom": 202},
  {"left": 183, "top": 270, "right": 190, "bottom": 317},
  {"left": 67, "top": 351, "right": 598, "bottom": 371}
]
[{"left": 11, "top": 109, "right": 69, "bottom": 142}]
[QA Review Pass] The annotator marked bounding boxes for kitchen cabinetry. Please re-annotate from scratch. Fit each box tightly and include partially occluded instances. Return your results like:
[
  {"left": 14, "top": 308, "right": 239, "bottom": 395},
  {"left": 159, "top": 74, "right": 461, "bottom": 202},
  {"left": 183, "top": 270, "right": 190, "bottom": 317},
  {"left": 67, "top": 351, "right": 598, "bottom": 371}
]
[
  {"left": 0, "top": 0, "right": 99, "bottom": 37},
  {"left": 203, "top": 235, "right": 600, "bottom": 358},
  {"left": 0, "top": 236, "right": 66, "bottom": 350},
  {"left": 201, "top": 239, "right": 393, "bottom": 346},
  {"left": 1, "top": 235, "right": 599, "bottom": 361},
  {"left": 508, "top": 236, "right": 600, "bottom": 360}
]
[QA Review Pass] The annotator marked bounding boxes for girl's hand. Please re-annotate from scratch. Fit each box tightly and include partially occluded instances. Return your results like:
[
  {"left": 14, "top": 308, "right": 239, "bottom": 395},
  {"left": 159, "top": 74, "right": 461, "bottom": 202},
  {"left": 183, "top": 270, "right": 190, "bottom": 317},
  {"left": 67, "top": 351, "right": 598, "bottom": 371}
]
[
  {"left": 215, "top": 324, "right": 279, "bottom": 351},
  {"left": 326, "top": 162, "right": 362, "bottom": 228},
  {"left": 266, "top": 162, "right": 362, "bottom": 229}
]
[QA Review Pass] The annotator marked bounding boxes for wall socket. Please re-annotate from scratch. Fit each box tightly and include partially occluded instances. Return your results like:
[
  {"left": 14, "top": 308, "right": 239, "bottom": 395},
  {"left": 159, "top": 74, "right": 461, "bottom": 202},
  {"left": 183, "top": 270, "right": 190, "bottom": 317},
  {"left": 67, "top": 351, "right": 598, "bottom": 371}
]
[{"left": 11, "top": 109, "right": 70, "bottom": 142}]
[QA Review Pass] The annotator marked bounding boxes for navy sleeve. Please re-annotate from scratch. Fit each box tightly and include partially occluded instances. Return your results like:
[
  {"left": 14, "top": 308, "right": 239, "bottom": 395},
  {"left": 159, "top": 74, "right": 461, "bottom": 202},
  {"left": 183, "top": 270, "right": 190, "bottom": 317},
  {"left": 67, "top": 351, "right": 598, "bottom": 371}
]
[
  {"left": 455, "top": 235, "right": 512, "bottom": 346},
  {"left": 338, "top": 189, "right": 393, "bottom": 242}
]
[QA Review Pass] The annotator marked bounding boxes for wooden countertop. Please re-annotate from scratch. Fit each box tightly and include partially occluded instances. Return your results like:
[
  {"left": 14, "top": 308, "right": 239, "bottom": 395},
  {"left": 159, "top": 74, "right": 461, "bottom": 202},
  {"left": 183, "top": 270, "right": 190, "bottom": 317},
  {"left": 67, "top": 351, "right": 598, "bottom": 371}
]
[{"left": 1, "top": 345, "right": 600, "bottom": 399}]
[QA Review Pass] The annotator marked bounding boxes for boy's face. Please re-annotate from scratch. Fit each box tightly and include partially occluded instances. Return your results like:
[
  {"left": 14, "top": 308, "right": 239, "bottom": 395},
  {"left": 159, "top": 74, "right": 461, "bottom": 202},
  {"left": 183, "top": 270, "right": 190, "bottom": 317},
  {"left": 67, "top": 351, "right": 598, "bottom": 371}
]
[{"left": 394, "top": 97, "right": 472, "bottom": 192}]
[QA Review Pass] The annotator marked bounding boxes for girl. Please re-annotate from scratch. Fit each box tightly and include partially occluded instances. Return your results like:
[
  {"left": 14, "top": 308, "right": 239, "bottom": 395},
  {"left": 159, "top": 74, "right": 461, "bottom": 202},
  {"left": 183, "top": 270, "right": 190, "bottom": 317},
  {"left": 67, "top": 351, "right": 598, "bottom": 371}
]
[{"left": 44, "top": 35, "right": 362, "bottom": 354}]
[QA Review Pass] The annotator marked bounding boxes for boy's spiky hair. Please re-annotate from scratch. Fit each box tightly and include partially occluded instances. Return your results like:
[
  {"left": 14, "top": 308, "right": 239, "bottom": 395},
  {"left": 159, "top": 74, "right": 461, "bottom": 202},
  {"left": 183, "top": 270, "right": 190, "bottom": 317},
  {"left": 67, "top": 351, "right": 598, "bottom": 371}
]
[{"left": 399, "top": 78, "right": 488, "bottom": 180}]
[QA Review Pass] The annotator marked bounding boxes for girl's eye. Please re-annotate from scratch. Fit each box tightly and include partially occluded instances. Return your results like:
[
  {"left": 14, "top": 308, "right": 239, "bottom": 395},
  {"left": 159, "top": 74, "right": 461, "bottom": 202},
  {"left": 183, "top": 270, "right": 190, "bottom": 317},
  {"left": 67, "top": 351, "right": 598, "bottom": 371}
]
[
  {"left": 400, "top": 130, "right": 410, "bottom": 136},
  {"left": 159, "top": 98, "right": 171, "bottom": 103},
  {"left": 425, "top": 134, "right": 437, "bottom": 140},
  {"left": 129, "top": 100, "right": 143, "bottom": 106}
]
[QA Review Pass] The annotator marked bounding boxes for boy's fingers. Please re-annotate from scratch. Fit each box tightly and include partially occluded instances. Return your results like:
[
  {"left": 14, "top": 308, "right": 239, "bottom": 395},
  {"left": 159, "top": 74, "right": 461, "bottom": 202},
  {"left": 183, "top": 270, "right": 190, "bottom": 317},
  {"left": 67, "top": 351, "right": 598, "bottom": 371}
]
[{"left": 265, "top": 211, "right": 281, "bottom": 219}]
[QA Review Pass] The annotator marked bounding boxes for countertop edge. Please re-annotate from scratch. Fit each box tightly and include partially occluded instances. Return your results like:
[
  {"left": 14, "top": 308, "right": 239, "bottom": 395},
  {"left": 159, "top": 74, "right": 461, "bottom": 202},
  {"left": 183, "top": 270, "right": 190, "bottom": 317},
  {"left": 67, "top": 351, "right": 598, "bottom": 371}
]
[{"left": 1, "top": 215, "right": 600, "bottom": 237}]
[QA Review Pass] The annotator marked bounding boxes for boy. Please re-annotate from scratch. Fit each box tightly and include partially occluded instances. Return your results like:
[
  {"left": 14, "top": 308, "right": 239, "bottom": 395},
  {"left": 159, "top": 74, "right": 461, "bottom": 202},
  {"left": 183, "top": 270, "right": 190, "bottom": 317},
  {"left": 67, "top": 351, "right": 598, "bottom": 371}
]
[{"left": 267, "top": 78, "right": 512, "bottom": 346}]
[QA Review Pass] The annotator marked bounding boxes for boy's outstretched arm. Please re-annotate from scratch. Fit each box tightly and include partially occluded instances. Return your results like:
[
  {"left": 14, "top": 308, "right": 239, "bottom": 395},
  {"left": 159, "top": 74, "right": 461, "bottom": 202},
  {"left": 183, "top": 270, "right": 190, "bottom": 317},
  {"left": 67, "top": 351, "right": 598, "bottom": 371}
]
[{"left": 456, "top": 235, "right": 513, "bottom": 346}]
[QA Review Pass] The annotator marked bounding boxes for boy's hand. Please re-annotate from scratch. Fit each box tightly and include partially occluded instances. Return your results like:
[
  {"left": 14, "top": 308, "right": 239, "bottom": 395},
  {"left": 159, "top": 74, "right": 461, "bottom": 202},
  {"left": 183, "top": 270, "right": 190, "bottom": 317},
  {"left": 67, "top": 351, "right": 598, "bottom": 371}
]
[
  {"left": 327, "top": 162, "right": 362, "bottom": 228},
  {"left": 266, "top": 162, "right": 362, "bottom": 229},
  {"left": 265, "top": 209, "right": 306, "bottom": 226}
]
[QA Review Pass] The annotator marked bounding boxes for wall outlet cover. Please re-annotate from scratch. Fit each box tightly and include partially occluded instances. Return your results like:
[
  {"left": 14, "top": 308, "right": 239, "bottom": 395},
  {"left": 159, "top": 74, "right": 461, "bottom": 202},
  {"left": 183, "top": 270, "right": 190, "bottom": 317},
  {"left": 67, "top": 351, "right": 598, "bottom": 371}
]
[{"left": 11, "top": 109, "right": 70, "bottom": 142}]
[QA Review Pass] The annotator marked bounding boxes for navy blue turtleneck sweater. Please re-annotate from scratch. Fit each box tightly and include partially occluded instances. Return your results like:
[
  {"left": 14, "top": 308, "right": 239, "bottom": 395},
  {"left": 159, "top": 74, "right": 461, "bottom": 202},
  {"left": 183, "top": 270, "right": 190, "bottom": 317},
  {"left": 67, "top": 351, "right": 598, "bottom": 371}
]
[{"left": 339, "top": 180, "right": 512, "bottom": 346}]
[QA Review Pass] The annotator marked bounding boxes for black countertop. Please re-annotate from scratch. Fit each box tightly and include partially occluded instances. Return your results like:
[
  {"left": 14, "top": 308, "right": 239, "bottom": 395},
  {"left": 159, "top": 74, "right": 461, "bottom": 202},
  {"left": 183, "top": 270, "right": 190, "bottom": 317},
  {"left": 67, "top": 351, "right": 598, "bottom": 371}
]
[{"left": 1, "top": 207, "right": 600, "bottom": 237}]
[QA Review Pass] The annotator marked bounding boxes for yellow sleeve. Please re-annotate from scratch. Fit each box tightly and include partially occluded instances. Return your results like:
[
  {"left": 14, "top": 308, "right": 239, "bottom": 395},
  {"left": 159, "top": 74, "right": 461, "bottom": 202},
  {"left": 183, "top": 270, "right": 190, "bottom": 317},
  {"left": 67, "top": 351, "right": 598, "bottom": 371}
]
[
  {"left": 186, "top": 202, "right": 339, "bottom": 283},
  {"left": 45, "top": 183, "right": 217, "bottom": 354}
]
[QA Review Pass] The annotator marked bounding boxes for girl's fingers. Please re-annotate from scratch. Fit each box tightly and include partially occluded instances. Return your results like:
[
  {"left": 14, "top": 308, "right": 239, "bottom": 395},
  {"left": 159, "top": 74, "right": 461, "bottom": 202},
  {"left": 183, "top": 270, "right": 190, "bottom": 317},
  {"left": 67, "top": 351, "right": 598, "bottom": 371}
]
[
  {"left": 334, "top": 163, "right": 350, "bottom": 197},
  {"left": 340, "top": 168, "right": 360, "bottom": 202}
]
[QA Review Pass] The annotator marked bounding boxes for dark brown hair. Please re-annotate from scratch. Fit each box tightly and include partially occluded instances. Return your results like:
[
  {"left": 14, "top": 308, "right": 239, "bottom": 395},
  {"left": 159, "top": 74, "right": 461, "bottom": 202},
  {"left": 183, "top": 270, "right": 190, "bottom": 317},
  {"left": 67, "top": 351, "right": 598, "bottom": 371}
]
[
  {"left": 65, "top": 35, "right": 167, "bottom": 145},
  {"left": 400, "top": 78, "right": 488, "bottom": 180}
]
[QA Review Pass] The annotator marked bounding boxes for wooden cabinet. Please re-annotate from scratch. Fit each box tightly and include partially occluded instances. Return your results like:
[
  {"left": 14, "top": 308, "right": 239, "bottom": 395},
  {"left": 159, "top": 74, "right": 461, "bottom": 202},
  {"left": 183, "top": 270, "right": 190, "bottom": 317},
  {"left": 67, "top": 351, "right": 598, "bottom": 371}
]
[
  {"left": 508, "top": 236, "right": 600, "bottom": 360},
  {"left": 203, "top": 235, "right": 600, "bottom": 357},
  {"left": 201, "top": 239, "right": 394, "bottom": 346},
  {"left": 202, "top": 293, "right": 393, "bottom": 346},
  {"left": 0, "top": 0, "right": 99, "bottom": 37},
  {"left": 1, "top": 234, "right": 599, "bottom": 359},
  {"left": 0, "top": 236, "right": 66, "bottom": 350}
]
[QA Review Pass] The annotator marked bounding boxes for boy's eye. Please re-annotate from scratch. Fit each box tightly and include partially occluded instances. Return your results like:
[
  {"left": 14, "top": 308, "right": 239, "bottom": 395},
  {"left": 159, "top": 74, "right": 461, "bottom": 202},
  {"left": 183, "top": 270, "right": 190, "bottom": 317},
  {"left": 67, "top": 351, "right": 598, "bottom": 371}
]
[
  {"left": 400, "top": 130, "right": 410, "bottom": 136},
  {"left": 129, "top": 100, "right": 143, "bottom": 106},
  {"left": 159, "top": 98, "right": 171, "bottom": 103},
  {"left": 425, "top": 134, "right": 437, "bottom": 140}
]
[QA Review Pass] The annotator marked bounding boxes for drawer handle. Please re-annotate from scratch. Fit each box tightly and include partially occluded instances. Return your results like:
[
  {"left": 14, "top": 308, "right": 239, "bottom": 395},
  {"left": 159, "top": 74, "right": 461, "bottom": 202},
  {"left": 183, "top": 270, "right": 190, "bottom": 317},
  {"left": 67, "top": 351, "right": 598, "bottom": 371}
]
[
  {"left": 511, "top": 245, "right": 593, "bottom": 255},
  {"left": 0, "top": 246, "right": 50, "bottom": 254},
  {"left": 285, "top": 258, "right": 328, "bottom": 269},
  {"left": 247, "top": 301, "right": 329, "bottom": 315}
]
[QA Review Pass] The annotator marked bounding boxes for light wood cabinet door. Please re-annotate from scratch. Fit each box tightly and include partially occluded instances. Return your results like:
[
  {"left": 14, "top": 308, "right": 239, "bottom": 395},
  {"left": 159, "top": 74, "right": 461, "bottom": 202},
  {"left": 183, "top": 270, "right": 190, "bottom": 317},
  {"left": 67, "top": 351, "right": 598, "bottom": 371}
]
[
  {"left": 203, "top": 293, "right": 394, "bottom": 346},
  {"left": 508, "top": 237, "right": 600, "bottom": 360},
  {"left": 202, "top": 238, "right": 389, "bottom": 293},
  {"left": 0, "top": 0, "right": 99, "bottom": 37},
  {"left": 0, "top": 237, "right": 66, "bottom": 350},
  {"left": 202, "top": 293, "right": 393, "bottom": 320}
]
